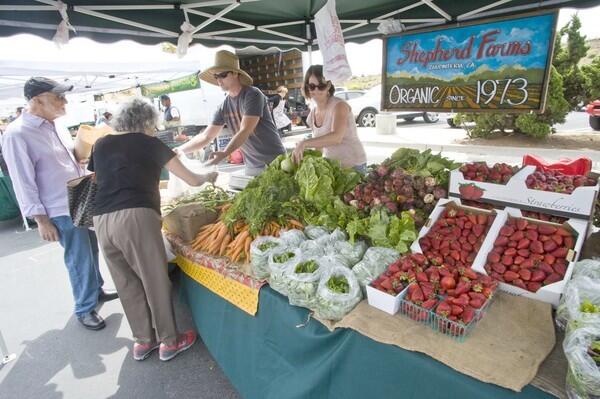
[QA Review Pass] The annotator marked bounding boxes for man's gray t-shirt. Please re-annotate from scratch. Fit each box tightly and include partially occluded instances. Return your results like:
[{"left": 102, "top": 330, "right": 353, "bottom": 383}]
[{"left": 212, "top": 86, "right": 286, "bottom": 174}]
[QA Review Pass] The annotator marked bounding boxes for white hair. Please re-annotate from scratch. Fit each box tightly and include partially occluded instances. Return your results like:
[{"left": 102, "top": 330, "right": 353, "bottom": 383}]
[{"left": 112, "top": 97, "right": 158, "bottom": 133}]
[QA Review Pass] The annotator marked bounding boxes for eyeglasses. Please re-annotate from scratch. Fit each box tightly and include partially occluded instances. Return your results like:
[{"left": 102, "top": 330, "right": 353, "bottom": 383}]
[
  {"left": 306, "top": 82, "right": 328, "bottom": 91},
  {"left": 213, "top": 71, "right": 232, "bottom": 80}
]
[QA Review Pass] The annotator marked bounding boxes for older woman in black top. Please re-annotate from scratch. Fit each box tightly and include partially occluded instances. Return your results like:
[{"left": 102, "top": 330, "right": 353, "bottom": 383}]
[{"left": 89, "top": 98, "right": 217, "bottom": 362}]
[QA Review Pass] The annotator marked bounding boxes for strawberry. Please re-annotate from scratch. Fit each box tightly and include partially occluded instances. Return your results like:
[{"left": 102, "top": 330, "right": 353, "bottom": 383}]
[
  {"left": 488, "top": 252, "right": 501, "bottom": 263},
  {"left": 564, "top": 236, "right": 575, "bottom": 249},
  {"left": 530, "top": 241, "right": 544, "bottom": 254},
  {"left": 494, "top": 236, "right": 509, "bottom": 246},
  {"left": 552, "top": 247, "right": 569, "bottom": 258},
  {"left": 451, "top": 295, "right": 469, "bottom": 307},
  {"left": 460, "top": 268, "right": 478, "bottom": 280},
  {"left": 519, "top": 269, "right": 532, "bottom": 281},
  {"left": 422, "top": 298, "right": 438, "bottom": 310},
  {"left": 507, "top": 241, "right": 517, "bottom": 248},
  {"left": 538, "top": 262, "right": 554, "bottom": 274},
  {"left": 472, "top": 224, "right": 485, "bottom": 238},
  {"left": 503, "top": 270, "right": 520, "bottom": 282},
  {"left": 491, "top": 262, "right": 507, "bottom": 274},
  {"left": 501, "top": 255, "right": 514, "bottom": 266},
  {"left": 539, "top": 235, "right": 551, "bottom": 243},
  {"left": 544, "top": 254, "right": 556, "bottom": 265},
  {"left": 512, "top": 278, "right": 527, "bottom": 290},
  {"left": 410, "top": 285, "right": 425, "bottom": 303},
  {"left": 416, "top": 271, "right": 429, "bottom": 283},
  {"left": 526, "top": 282, "right": 542, "bottom": 292},
  {"left": 504, "top": 247, "right": 517, "bottom": 256},
  {"left": 556, "top": 227, "right": 571, "bottom": 237},
  {"left": 436, "top": 301, "right": 452, "bottom": 317},
  {"left": 469, "top": 298, "right": 485, "bottom": 309},
  {"left": 543, "top": 240, "right": 558, "bottom": 252},
  {"left": 380, "top": 278, "right": 393, "bottom": 291},
  {"left": 543, "top": 273, "right": 562, "bottom": 285},
  {"left": 410, "top": 253, "right": 427, "bottom": 266},
  {"left": 477, "top": 214, "right": 488, "bottom": 225},
  {"left": 500, "top": 226, "right": 515, "bottom": 237},
  {"left": 516, "top": 219, "right": 528, "bottom": 231},
  {"left": 467, "top": 234, "right": 477, "bottom": 245},
  {"left": 551, "top": 235, "right": 563, "bottom": 246},
  {"left": 520, "top": 259, "right": 534, "bottom": 269},
  {"left": 517, "top": 248, "right": 530, "bottom": 257},
  {"left": 455, "top": 280, "right": 472, "bottom": 295},
  {"left": 517, "top": 238, "right": 531, "bottom": 250},
  {"left": 526, "top": 230, "right": 539, "bottom": 241},
  {"left": 514, "top": 256, "right": 525, "bottom": 265},
  {"left": 553, "top": 262, "right": 567, "bottom": 277},
  {"left": 538, "top": 225, "right": 557, "bottom": 235},
  {"left": 461, "top": 307, "right": 476, "bottom": 324},
  {"left": 451, "top": 305, "right": 464, "bottom": 316},
  {"left": 510, "top": 230, "right": 525, "bottom": 241}
]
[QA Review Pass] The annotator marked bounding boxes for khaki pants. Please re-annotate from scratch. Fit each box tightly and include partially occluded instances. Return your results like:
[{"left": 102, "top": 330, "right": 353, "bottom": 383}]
[{"left": 94, "top": 208, "right": 178, "bottom": 345}]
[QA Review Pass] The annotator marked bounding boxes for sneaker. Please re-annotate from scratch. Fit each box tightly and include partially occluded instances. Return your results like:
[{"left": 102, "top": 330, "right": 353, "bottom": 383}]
[
  {"left": 133, "top": 341, "right": 160, "bottom": 361},
  {"left": 159, "top": 330, "right": 197, "bottom": 362}
]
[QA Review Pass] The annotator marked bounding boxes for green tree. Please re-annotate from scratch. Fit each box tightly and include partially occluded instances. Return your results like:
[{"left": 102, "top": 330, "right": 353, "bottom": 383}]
[
  {"left": 582, "top": 56, "right": 600, "bottom": 102},
  {"left": 553, "top": 14, "right": 591, "bottom": 109}
]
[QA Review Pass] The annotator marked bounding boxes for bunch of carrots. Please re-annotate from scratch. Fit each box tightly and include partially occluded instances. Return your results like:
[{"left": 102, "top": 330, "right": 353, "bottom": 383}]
[{"left": 191, "top": 217, "right": 304, "bottom": 263}]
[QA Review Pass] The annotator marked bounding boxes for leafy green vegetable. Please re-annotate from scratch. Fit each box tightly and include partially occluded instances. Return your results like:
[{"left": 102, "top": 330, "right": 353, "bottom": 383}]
[
  {"left": 581, "top": 299, "right": 600, "bottom": 314},
  {"left": 327, "top": 275, "right": 350, "bottom": 294},
  {"left": 258, "top": 241, "right": 279, "bottom": 252},
  {"left": 383, "top": 147, "right": 460, "bottom": 187},
  {"left": 295, "top": 260, "right": 319, "bottom": 274},
  {"left": 273, "top": 252, "right": 295, "bottom": 264},
  {"left": 161, "top": 184, "right": 231, "bottom": 213}
]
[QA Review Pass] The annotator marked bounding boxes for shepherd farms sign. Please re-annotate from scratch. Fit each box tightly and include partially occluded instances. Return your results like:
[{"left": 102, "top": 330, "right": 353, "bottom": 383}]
[{"left": 382, "top": 11, "right": 558, "bottom": 113}]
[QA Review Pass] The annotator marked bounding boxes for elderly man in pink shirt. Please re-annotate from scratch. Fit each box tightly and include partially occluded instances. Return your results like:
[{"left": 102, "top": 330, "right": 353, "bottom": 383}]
[{"left": 1, "top": 77, "right": 117, "bottom": 330}]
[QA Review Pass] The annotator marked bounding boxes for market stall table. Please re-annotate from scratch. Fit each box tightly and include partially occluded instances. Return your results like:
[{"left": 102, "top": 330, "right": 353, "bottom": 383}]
[{"left": 177, "top": 269, "right": 558, "bottom": 399}]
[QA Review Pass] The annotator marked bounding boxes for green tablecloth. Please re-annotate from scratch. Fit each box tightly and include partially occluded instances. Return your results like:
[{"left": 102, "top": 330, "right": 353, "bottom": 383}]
[
  {"left": 179, "top": 272, "right": 553, "bottom": 399},
  {"left": 0, "top": 173, "right": 20, "bottom": 221}
]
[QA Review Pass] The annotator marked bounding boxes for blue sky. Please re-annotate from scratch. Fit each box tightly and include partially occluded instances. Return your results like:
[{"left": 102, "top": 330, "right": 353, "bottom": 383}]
[{"left": 385, "top": 13, "right": 556, "bottom": 80}]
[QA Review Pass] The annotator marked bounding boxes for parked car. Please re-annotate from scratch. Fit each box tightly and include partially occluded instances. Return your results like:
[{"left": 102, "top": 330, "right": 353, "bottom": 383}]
[
  {"left": 585, "top": 100, "right": 600, "bottom": 131},
  {"left": 345, "top": 85, "right": 439, "bottom": 127},
  {"left": 334, "top": 90, "right": 366, "bottom": 102},
  {"left": 286, "top": 94, "right": 310, "bottom": 128}
]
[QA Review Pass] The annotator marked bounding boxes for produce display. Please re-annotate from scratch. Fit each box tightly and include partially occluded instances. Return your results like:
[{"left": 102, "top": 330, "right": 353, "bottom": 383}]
[
  {"left": 161, "top": 184, "right": 231, "bottom": 214},
  {"left": 459, "top": 162, "right": 519, "bottom": 184},
  {"left": 520, "top": 210, "right": 568, "bottom": 224},
  {"left": 525, "top": 167, "right": 597, "bottom": 194},
  {"left": 483, "top": 218, "right": 575, "bottom": 292},
  {"left": 418, "top": 205, "right": 495, "bottom": 268}
]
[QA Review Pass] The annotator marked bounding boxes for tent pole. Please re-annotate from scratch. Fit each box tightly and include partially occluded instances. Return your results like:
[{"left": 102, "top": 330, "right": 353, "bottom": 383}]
[{"left": 306, "top": 22, "right": 312, "bottom": 65}]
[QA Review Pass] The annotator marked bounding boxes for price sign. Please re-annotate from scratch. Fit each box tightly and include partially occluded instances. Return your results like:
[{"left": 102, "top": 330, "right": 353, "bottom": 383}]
[{"left": 382, "top": 11, "right": 558, "bottom": 113}]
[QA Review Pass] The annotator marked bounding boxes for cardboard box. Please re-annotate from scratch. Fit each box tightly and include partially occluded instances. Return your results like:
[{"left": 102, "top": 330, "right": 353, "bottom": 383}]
[
  {"left": 410, "top": 198, "right": 507, "bottom": 271},
  {"left": 449, "top": 165, "right": 599, "bottom": 220},
  {"left": 366, "top": 283, "right": 403, "bottom": 315},
  {"left": 472, "top": 209, "right": 588, "bottom": 307}
]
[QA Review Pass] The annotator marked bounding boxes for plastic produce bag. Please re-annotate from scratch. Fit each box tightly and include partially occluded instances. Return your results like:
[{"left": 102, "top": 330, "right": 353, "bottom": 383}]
[
  {"left": 279, "top": 229, "right": 306, "bottom": 248},
  {"left": 564, "top": 324, "right": 600, "bottom": 399},
  {"left": 330, "top": 240, "right": 367, "bottom": 267},
  {"left": 314, "top": 265, "right": 362, "bottom": 321},
  {"left": 300, "top": 239, "right": 326, "bottom": 258},
  {"left": 284, "top": 257, "right": 328, "bottom": 308},
  {"left": 268, "top": 248, "right": 301, "bottom": 296},
  {"left": 572, "top": 259, "right": 600, "bottom": 281},
  {"left": 322, "top": 253, "right": 353, "bottom": 269},
  {"left": 556, "top": 276, "right": 600, "bottom": 332},
  {"left": 329, "top": 228, "right": 347, "bottom": 242},
  {"left": 250, "top": 236, "right": 284, "bottom": 279},
  {"left": 352, "top": 247, "right": 401, "bottom": 293},
  {"left": 304, "top": 225, "right": 329, "bottom": 240}
]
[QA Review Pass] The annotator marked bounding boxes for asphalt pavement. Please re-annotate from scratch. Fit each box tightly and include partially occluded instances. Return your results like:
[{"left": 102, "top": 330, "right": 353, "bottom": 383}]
[{"left": 0, "top": 217, "right": 241, "bottom": 399}]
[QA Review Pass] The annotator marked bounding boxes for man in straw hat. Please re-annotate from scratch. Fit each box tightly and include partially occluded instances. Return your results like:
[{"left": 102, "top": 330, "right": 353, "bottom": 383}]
[
  {"left": 176, "top": 50, "right": 285, "bottom": 176},
  {"left": 1, "top": 77, "right": 118, "bottom": 331}
]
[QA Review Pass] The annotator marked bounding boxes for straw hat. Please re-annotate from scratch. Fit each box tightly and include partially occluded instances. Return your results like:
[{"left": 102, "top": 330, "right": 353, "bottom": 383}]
[{"left": 198, "top": 50, "right": 253, "bottom": 86}]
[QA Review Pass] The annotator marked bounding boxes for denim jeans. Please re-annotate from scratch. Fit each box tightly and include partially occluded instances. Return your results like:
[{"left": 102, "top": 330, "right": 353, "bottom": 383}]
[{"left": 51, "top": 216, "right": 103, "bottom": 317}]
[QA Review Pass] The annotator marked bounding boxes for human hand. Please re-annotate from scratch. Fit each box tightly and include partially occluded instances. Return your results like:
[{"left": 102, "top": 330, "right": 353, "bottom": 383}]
[
  {"left": 35, "top": 217, "right": 60, "bottom": 242},
  {"left": 173, "top": 147, "right": 185, "bottom": 157},
  {"left": 78, "top": 158, "right": 89, "bottom": 169},
  {"left": 206, "top": 151, "right": 227, "bottom": 166},
  {"left": 291, "top": 141, "right": 305, "bottom": 164}
]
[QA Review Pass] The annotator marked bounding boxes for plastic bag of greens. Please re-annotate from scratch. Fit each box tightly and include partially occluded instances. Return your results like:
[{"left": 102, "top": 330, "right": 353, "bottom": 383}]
[
  {"left": 279, "top": 229, "right": 306, "bottom": 247},
  {"left": 250, "top": 236, "right": 284, "bottom": 279},
  {"left": 330, "top": 240, "right": 367, "bottom": 267},
  {"left": 572, "top": 259, "right": 600, "bottom": 281},
  {"left": 556, "top": 276, "right": 600, "bottom": 332},
  {"left": 284, "top": 257, "right": 328, "bottom": 308},
  {"left": 329, "top": 228, "right": 347, "bottom": 242},
  {"left": 268, "top": 248, "right": 301, "bottom": 296},
  {"left": 352, "top": 247, "right": 401, "bottom": 293},
  {"left": 304, "top": 225, "right": 329, "bottom": 240},
  {"left": 314, "top": 265, "right": 362, "bottom": 321},
  {"left": 564, "top": 324, "right": 600, "bottom": 399},
  {"left": 321, "top": 253, "right": 353, "bottom": 269},
  {"left": 300, "top": 239, "right": 326, "bottom": 258}
]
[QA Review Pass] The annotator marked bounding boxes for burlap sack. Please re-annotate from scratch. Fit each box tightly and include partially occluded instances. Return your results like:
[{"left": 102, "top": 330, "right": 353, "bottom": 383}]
[
  {"left": 162, "top": 203, "right": 217, "bottom": 242},
  {"left": 74, "top": 124, "right": 112, "bottom": 161}
]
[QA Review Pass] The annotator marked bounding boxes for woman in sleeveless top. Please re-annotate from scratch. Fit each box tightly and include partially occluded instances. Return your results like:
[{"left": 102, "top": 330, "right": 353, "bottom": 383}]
[{"left": 291, "top": 65, "right": 367, "bottom": 173}]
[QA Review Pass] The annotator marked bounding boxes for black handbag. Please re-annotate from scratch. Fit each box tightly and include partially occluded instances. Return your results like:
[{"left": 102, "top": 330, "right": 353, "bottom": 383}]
[{"left": 67, "top": 173, "right": 97, "bottom": 228}]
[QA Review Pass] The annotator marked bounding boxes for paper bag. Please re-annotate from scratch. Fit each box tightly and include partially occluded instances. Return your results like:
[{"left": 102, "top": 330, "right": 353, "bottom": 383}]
[
  {"left": 162, "top": 203, "right": 218, "bottom": 242},
  {"left": 74, "top": 124, "right": 112, "bottom": 161}
]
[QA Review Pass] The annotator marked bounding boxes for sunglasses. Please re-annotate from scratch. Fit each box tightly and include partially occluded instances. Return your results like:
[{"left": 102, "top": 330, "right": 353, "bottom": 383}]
[
  {"left": 306, "top": 82, "right": 329, "bottom": 91},
  {"left": 213, "top": 71, "right": 232, "bottom": 80}
]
